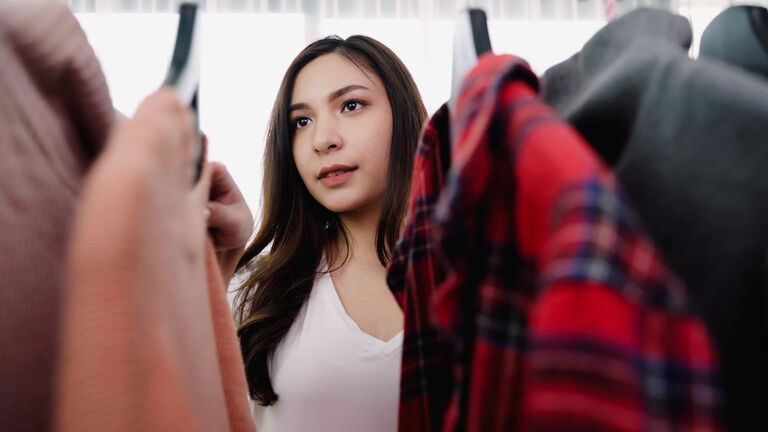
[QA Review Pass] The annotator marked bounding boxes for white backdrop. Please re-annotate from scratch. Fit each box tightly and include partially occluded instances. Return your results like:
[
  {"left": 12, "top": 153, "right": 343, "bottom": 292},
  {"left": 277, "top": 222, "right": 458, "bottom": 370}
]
[
  {"left": 76, "top": 13, "right": 607, "bottom": 223},
  {"left": 72, "top": 0, "right": 729, "bottom": 224}
]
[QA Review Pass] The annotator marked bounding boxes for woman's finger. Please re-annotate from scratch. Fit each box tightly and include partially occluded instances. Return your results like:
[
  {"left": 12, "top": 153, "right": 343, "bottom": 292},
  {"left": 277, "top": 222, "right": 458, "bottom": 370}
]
[
  {"left": 209, "top": 161, "right": 244, "bottom": 203},
  {"left": 192, "top": 160, "right": 214, "bottom": 209},
  {"left": 205, "top": 200, "right": 236, "bottom": 231}
]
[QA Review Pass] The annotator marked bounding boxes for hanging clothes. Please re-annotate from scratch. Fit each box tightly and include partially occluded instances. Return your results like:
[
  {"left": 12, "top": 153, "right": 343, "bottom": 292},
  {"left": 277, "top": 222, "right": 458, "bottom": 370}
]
[
  {"left": 0, "top": 1, "right": 255, "bottom": 430},
  {"left": 700, "top": 6, "right": 768, "bottom": 80},
  {"left": 56, "top": 56, "right": 256, "bottom": 432},
  {"left": 438, "top": 52, "right": 721, "bottom": 431},
  {"left": 542, "top": 8, "right": 768, "bottom": 430},
  {"left": 0, "top": 2, "right": 114, "bottom": 430},
  {"left": 387, "top": 104, "right": 454, "bottom": 432},
  {"left": 389, "top": 52, "right": 722, "bottom": 431},
  {"left": 58, "top": 157, "right": 255, "bottom": 432}
]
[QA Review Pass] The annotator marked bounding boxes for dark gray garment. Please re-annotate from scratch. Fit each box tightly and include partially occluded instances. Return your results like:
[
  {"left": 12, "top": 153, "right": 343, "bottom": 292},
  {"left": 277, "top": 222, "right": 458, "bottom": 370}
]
[
  {"left": 542, "top": 8, "right": 768, "bottom": 431},
  {"left": 700, "top": 6, "right": 768, "bottom": 79}
]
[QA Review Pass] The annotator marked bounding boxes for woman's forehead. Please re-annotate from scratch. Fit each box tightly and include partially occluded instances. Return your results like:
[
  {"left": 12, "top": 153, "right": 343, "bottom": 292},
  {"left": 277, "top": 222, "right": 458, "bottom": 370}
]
[{"left": 291, "top": 53, "right": 384, "bottom": 104}]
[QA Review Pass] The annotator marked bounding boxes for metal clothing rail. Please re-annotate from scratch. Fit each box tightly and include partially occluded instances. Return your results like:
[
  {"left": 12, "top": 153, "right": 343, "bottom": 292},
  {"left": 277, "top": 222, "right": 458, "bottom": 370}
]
[{"left": 61, "top": 0, "right": 680, "bottom": 21}]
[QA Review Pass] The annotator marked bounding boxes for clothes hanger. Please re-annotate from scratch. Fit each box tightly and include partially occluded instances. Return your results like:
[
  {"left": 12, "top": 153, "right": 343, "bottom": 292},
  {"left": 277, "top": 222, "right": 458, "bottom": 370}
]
[
  {"left": 449, "top": 8, "right": 492, "bottom": 112},
  {"left": 747, "top": 6, "right": 768, "bottom": 55},
  {"left": 163, "top": 2, "right": 203, "bottom": 185}
]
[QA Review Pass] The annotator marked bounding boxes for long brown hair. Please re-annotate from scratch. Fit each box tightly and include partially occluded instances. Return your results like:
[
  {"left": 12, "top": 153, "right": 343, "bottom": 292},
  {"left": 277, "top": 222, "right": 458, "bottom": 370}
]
[{"left": 234, "top": 35, "right": 427, "bottom": 406}]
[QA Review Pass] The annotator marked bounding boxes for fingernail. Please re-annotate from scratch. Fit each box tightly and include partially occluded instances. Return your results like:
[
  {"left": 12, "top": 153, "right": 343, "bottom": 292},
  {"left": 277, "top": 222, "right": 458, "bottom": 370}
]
[{"left": 203, "top": 206, "right": 211, "bottom": 220}]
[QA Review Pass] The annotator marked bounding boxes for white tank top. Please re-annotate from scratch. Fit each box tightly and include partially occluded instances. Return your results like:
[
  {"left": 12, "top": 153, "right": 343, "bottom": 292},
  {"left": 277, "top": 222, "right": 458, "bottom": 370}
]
[{"left": 251, "top": 270, "right": 403, "bottom": 432}]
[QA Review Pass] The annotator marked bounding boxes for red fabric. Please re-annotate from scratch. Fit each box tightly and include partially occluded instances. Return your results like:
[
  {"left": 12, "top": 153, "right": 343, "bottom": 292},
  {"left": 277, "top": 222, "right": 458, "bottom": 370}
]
[
  {"left": 387, "top": 104, "right": 454, "bottom": 432},
  {"left": 390, "top": 53, "right": 722, "bottom": 431}
]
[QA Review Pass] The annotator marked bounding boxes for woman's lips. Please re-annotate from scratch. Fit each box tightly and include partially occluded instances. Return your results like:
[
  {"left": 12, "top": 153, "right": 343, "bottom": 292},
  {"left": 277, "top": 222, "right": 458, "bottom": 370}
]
[{"left": 319, "top": 167, "right": 357, "bottom": 187}]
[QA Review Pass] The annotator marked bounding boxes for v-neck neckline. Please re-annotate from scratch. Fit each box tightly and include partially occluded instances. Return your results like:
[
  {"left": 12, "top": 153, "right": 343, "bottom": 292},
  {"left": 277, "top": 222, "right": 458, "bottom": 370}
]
[{"left": 319, "top": 271, "right": 403, "bottom": 357}]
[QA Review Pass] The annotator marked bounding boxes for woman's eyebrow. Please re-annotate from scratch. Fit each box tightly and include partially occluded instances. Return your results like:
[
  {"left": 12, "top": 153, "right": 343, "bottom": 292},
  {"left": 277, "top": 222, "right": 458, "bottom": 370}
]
[
  {"left": 327, "top": 84, "right": 369, "bottom": 102},
  {"left": 288, "top": 102, "right": 309, "bottom": 114},
  {"left": 289, "top": 84, "right": 370, "bottom": 113}
]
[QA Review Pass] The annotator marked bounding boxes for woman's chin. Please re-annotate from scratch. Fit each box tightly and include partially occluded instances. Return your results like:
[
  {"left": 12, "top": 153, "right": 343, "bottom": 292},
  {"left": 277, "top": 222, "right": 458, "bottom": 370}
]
[
  {"left": 313, "top": 188, "right": 384, "bottom": 217},
  {"left": 320, "top": 198, "right": 377, "bottom": 216},
  {"left": 322, "top": 202, "right": 360, "bottom": 214}
]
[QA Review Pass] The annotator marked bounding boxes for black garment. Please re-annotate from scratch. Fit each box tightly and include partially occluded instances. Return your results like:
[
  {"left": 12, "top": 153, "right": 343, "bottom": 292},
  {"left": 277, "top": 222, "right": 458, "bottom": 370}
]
[
  {"left": 700, "top": 6, "right": 768, "bottom": 79},
  {"left": 542, "top": 8, "right": 768, "bottom": 431}
]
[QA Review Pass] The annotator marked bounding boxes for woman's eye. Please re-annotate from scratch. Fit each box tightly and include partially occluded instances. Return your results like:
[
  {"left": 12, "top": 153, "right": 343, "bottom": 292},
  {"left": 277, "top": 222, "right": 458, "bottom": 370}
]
[
  {"left": 342, "top": 100, "right": 363, "bottom": 112},
  {"left": 295, "top": 117, "right": 311, "bottom": 129}
]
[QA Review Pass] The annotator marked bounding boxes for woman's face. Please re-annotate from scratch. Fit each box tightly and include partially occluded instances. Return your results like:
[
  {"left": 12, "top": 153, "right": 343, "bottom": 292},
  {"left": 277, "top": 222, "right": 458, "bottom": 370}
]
[{"left": 290, "top": 53, "right": 393, "bottom": 217}]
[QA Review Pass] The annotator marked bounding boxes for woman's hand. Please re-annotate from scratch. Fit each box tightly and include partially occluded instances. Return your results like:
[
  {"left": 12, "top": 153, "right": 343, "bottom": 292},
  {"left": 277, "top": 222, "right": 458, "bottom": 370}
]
[{"left": 204, "top": 160, "right": 253, "bottom": 286}]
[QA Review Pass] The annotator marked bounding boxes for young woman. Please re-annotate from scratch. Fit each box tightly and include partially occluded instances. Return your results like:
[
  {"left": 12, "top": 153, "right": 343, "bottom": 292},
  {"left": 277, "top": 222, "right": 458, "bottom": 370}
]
[{"left": 213, "top": 35, "right": 427, "bottom": 431}]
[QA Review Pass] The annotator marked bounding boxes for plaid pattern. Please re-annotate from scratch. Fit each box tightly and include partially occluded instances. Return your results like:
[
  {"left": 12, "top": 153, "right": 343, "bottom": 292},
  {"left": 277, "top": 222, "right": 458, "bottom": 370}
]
[
  {"left": 387, "top": 104, "right": 454, "bottom": 432},
  {"left": 434, "top": 54, "right": 721, "bottom": 431},
  {"left": 530, "top": 178, "right": 720, "bottom": 431},
  {"left": 390, "top": 53, "right": 721, "bottom": 431}
]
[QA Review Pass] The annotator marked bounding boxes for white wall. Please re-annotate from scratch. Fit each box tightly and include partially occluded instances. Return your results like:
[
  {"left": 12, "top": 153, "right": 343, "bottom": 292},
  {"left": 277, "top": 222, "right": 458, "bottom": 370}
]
[{"left": 77, "top": 13, "right": 609, "bottom": 223}]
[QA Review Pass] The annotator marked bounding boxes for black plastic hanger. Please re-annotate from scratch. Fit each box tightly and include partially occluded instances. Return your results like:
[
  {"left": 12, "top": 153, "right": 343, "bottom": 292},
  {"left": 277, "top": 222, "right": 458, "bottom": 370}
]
[
  {"left": 163, "top": 2, "right": 202, "bottom": 185},
  {"left": 748, "top": 6, "right": 768, "bottom": 53}
]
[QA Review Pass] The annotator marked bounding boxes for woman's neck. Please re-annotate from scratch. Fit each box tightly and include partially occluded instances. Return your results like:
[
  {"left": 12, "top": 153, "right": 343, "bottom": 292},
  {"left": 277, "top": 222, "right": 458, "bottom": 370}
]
[{"left": 333, "top": 203, "right": 382, "bottom": 269}]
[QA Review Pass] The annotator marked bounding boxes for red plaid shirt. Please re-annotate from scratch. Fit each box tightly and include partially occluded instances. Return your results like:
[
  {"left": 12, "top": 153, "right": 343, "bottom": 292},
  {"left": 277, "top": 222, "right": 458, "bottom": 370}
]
[
  {"left": 388, "top": 54, "right": 722, "bottom": 431},
  {"left": 387, "top": 103, "right": 454, "bottom": 432}
]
